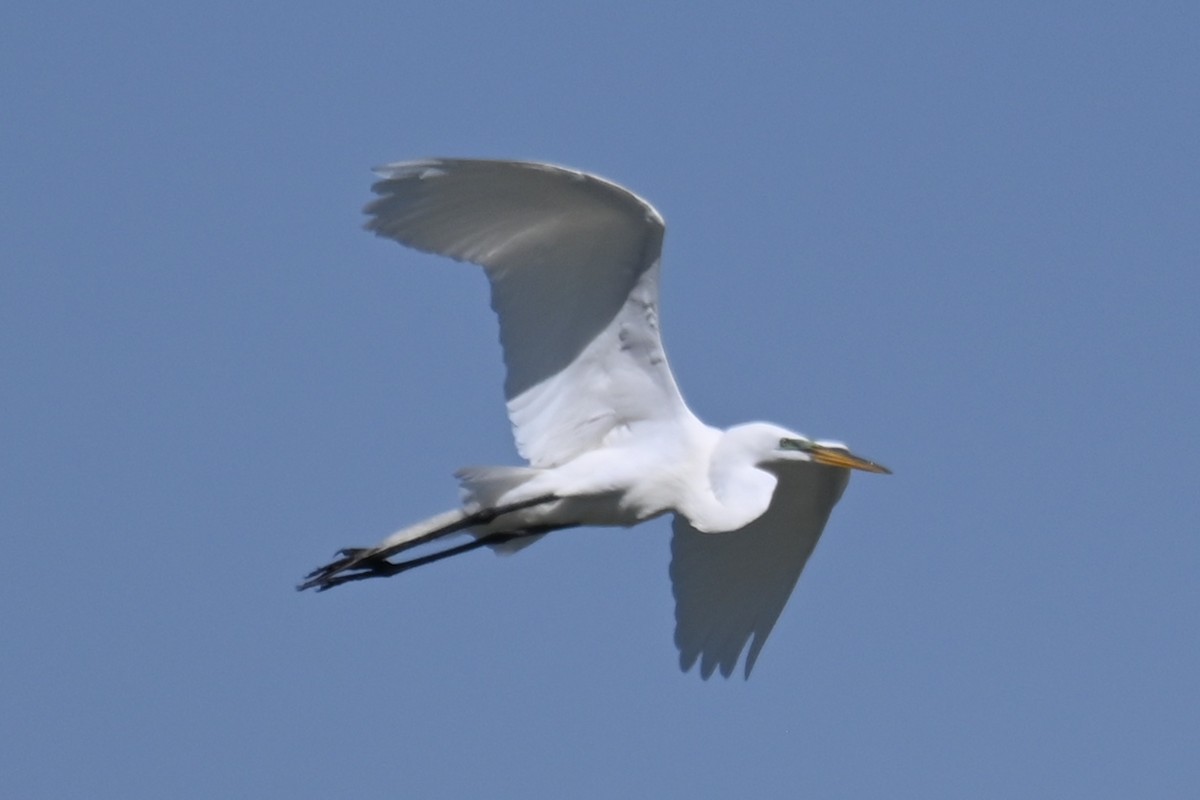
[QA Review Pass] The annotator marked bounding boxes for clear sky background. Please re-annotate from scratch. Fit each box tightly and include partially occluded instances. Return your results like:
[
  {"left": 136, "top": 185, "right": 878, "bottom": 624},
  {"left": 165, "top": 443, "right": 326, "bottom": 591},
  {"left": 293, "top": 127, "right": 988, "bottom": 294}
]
[{"left": 3, "top": 2, "right": 1197, "bottom": 797}]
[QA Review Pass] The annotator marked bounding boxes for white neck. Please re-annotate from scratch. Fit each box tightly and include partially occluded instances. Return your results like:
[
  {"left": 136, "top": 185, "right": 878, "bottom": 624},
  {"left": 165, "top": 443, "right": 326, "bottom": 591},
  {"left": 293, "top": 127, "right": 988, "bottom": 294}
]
[{"left": 679, "top": 427, "right": 779, "bottom": 533}]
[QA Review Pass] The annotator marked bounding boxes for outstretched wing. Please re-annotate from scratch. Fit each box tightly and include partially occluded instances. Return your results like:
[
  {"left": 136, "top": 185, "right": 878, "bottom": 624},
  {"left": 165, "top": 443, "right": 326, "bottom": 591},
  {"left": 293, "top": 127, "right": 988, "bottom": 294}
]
[
  {"left": 670, "top": 463, "right": 851, "bottom": 679},
  {"left": 365, "top": 159, "right": 691, "bottom": 468}
]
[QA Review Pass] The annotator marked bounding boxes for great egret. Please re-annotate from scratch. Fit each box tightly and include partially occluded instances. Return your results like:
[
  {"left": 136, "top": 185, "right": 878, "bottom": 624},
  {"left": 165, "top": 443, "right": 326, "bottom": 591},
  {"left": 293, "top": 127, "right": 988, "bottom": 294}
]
[{"left": 299, "top": 159, "right": 890, "bottom": 678}]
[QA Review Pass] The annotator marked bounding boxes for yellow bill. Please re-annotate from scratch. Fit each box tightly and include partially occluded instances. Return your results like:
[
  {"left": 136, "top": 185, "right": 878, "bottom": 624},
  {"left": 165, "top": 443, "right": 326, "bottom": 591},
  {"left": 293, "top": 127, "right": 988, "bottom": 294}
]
[{"left": 809, "top": 444, "right": 892, "bottom": 474}]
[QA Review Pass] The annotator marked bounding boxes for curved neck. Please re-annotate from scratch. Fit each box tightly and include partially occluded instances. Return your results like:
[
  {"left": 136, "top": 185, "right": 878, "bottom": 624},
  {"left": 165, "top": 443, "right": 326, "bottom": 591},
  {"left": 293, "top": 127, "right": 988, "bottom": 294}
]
[{"left": 681, "top": 430, "right": 778, "bottom": 533}]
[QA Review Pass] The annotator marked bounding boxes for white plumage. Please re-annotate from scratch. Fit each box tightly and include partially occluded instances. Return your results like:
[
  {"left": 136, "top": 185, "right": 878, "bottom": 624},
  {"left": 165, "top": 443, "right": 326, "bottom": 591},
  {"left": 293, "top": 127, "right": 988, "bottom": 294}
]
[{"left": 301, "top": 158, "right": 889, "bottom": 679}]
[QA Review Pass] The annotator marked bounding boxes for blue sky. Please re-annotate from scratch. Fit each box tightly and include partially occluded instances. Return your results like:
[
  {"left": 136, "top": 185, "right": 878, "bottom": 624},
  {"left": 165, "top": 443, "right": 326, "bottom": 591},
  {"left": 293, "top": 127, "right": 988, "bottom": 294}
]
[{"left": 3, "top": 2, "right": 1197, "bottom": 797}]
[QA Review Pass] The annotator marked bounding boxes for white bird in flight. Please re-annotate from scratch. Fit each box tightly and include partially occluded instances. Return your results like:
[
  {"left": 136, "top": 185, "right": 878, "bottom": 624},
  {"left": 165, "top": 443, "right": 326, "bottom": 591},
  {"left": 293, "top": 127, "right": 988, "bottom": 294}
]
[{"left": 300, "top": 159, "right": 890, "bottom": 678}]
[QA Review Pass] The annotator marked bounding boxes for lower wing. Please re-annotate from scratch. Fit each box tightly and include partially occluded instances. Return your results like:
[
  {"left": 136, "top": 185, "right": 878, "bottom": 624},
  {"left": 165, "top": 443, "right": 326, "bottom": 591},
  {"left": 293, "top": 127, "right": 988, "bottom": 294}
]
[{"left": 670, "top": 462, "right": 850, "bottom": 678}]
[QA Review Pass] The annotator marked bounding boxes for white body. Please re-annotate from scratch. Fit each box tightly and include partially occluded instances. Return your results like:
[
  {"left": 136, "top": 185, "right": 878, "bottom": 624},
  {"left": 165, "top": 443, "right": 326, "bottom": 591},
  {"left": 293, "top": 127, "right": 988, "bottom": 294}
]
[{"left": 308, "top": 159, "right": 885, "bottom": 679}]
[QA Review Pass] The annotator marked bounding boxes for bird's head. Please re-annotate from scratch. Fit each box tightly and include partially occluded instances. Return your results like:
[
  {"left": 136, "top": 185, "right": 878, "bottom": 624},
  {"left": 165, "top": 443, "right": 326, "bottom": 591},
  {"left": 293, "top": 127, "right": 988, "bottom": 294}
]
[
  {"left": 735, "top": 423, "right": 891, "bottom": 474},
  {"left": 777, "top": 435, "right": 891, "bottom": 474}
]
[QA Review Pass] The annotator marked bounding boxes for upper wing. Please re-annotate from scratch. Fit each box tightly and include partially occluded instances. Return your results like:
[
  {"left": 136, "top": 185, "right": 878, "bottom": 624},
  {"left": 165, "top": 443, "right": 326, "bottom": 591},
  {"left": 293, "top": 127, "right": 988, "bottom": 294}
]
[
  {"left": 365, "top": 159, "right": 690, "bottom": 468},
  {"left": 670, "top": 462, "right": 851, "bottom": 679}
]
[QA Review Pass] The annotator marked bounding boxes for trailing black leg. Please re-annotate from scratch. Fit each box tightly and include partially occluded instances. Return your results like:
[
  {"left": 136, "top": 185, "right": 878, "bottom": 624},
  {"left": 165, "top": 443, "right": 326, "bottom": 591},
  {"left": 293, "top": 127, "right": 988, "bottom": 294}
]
[
  {"left": 297, "top": 495, "right": 560, "bottom": 592},
  {"left": 301, "top": 525, "right": 576, "bottom": 591}
]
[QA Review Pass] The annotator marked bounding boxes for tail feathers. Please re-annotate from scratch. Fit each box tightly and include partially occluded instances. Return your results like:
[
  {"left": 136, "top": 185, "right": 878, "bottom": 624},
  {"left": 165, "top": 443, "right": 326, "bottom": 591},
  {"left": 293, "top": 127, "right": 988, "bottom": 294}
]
[
  {"left": 485, "top": 531, "right": 548, "bottom": 555},
  {"left": 455, "top": 465, "right": 541, "bottom": 510},
  {"left": 456, "top": 465, "right": 549, "bottom": 555}
]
